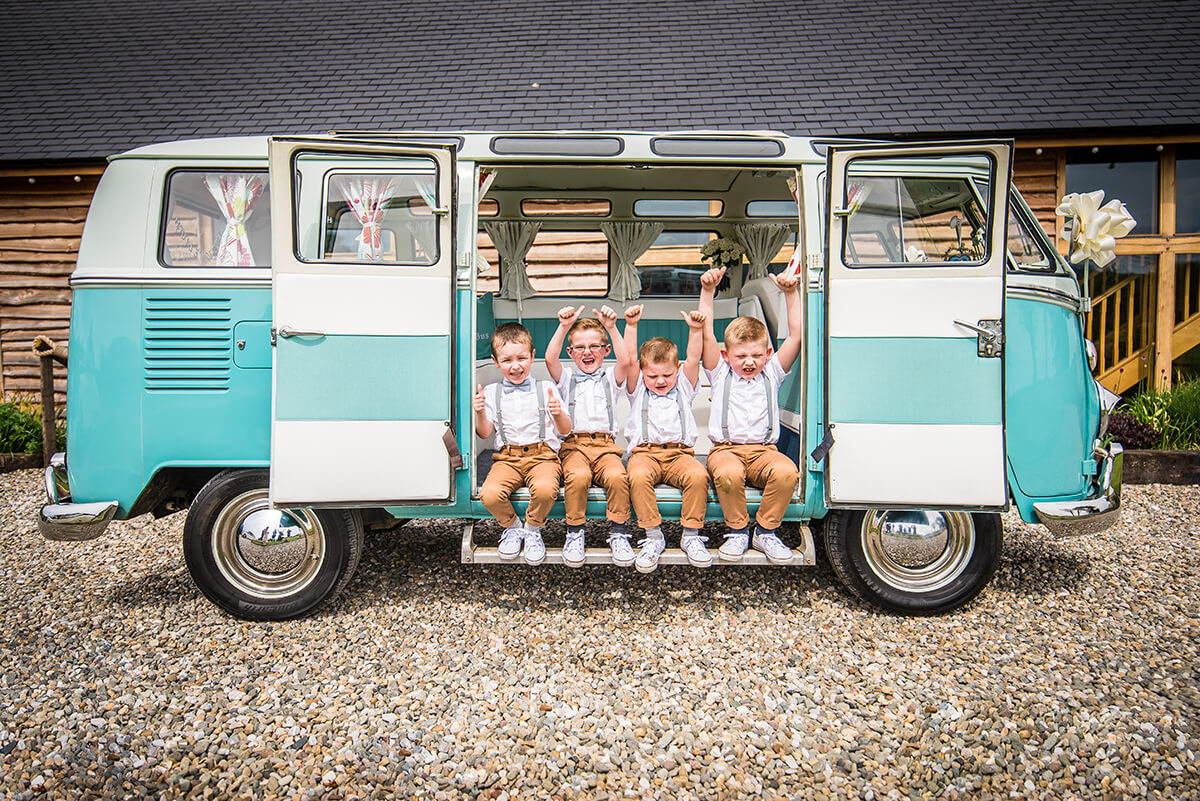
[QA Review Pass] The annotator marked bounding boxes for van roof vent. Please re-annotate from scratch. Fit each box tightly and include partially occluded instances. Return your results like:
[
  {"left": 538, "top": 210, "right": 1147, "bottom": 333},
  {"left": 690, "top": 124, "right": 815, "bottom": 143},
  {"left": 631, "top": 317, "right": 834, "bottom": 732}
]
[
  {"left": 489, "top": 136, "right": 624, "bottom": 157},
  {"left": 650, "top": 137, "right": 784, "bottom": 158}
]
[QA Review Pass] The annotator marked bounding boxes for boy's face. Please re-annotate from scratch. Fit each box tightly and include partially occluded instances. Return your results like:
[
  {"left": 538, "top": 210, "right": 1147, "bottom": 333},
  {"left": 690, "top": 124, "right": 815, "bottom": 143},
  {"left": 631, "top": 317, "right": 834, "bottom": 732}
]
[
  {"left": 722, "top": 339, "right": 773, "bottom": 381},
  {"left": 642, "top": 360, "right": 680, "bottom": 395},
  {"left": 493, "top": 341, "right": 534, "bottom": 384},
  {"left": 566, "top": 329, "right": 610, "bottom": 374}
]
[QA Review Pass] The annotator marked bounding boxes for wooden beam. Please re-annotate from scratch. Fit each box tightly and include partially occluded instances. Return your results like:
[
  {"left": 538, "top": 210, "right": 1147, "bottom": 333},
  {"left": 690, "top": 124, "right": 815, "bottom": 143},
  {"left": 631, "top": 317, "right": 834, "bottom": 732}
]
[
  {"left": 1055, "top": 150, "right": 1068, "bottom": 257},
  {"left": 1016, "top": 133, "right": 1200, "bottom": 149},
  {"left": 1155, "top": 253, "right": 1175, "bottom": 390},
  {"left": 0, "top": 164, "right": 106, "bottom": 178}
]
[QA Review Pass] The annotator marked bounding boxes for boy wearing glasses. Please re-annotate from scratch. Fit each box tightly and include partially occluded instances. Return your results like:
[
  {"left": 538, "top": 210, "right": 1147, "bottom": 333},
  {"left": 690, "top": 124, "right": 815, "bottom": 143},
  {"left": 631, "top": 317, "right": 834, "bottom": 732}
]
[{"left": 545, "top": 305, "right": 636, "bottom": 567}]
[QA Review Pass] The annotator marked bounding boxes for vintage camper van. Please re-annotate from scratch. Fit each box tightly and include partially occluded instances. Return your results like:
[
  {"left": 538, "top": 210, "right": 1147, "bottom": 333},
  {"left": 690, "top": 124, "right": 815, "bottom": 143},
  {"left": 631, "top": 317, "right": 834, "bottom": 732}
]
[{"left": 37, "top": 131, "right": 1122, "bottom": 619}]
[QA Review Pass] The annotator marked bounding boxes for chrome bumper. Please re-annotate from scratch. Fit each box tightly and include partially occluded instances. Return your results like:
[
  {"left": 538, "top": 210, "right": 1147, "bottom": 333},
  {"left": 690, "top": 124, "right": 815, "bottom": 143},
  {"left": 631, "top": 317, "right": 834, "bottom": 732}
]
[
  {"left": 37, "top": 452, "right": 119, "bottom": 542},
  {"left": 1033, "top": 443, "right": 1123, "bottom": 539}
]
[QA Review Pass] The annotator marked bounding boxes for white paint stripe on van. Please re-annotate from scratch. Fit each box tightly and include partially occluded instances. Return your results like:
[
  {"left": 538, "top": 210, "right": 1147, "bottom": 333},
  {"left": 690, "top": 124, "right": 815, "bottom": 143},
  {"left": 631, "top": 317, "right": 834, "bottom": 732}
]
[
  {"left": 828, "top": 275, "right": 1002, "bottom": 339},
  {"left": 275, "top": 272, "right": 451, "bottom": 337}
]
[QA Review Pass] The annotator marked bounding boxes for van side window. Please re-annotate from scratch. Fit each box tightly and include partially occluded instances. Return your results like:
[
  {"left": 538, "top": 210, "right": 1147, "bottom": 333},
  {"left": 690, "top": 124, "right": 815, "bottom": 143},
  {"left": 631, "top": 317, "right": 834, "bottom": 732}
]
[
  {"left": 842, "top": 174, "right": 988, "bottom": 266},
  {"left": 161, "top": 170, "right": 271, "bottom": 267},
  {"left": 321, "top": 169, "right": 438, "bottom": 264},
  {"left": 1006, "top": 198, "right": 1056, "bottom": 273}
]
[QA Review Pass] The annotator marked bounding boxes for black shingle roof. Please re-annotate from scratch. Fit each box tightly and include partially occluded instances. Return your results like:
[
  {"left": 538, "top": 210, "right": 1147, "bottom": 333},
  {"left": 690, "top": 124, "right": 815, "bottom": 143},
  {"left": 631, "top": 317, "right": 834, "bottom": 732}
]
[{"left": 2, "top": 0, "right": 1199, "bottom": 161}]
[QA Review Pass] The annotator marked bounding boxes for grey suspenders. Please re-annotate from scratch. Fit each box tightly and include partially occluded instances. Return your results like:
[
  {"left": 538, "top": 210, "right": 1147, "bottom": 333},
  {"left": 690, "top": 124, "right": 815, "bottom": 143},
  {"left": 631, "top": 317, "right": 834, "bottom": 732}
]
[
  {"left": 719, "top": 370, "right": 775, "bottom": 442},
  {"left": 568, "top": 368, "right": 615, "bottom": 432},
  {"left": 493, "top": 381, "right": 547, "bottom": 446},
  {"left": 640, "top": 385, "right": 689, "bottom": 444}
]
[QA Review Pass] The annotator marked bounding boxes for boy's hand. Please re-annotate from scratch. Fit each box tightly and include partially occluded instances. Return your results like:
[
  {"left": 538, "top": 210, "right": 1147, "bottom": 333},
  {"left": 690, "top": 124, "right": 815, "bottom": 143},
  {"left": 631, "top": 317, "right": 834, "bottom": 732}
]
[
  {"left": 557, "top": 305, "right": 584, "bottom": 327},
  {"left": 546, "top": 387, "right": 562, "bottom": 416},
  {"left": 769, "top": 272, "right": 799, "bottom": 294},
  {"left": 473, "top": 384, "right": 486, "bottom": 414},
  {"left": 700, "top": 266, "right": 727, "bottom": 290},
  {"left": 624, "top": 304, "right": 643, "bottom": 324},
  {"left": 594, "top": 305, "right": 619, "bottom": 330},
  {"left": 682, "top": 309, "right": 706, "bottom": 329}
]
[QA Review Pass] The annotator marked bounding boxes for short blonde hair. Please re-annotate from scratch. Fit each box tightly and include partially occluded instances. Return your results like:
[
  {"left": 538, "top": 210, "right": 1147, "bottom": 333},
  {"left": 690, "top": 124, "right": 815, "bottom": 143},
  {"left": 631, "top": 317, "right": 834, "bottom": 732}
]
[
  {"left": 723, "top": 316, "right": 771, "bottom": 350},
  {"left": 491, "top": 322, "right": 534, "bottom": 358},
  {"left": 639, "top": 336, "right": 679, "bottom": 367},
  {"left": 567, "top": 317, "right": 607, "bottom": 346}
]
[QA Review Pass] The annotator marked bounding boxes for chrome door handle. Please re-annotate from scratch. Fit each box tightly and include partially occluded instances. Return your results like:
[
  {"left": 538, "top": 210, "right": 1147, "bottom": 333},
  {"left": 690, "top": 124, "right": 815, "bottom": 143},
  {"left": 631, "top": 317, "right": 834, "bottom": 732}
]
[
  {"left": 276, "top": 326, "right": 326, "bottom": 339},
  {"left": 954, "top": 319, "right": 1003, "bottom": 358},
  {"left": 953, "top": 319, "right": 992, "bottom": 337}
]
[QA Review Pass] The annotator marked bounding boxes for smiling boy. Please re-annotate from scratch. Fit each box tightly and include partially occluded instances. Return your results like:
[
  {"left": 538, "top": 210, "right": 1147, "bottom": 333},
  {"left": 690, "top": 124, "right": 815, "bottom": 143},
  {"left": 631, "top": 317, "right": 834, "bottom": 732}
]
[
  {"left": 698, "top": 265, "right": 802, "bottom": 563},
  {"left": 474, "top": 322, "right": 573, "bottom": 565},
  {"left": 545, "top": 304, "right": 636, "bottom": 567}
]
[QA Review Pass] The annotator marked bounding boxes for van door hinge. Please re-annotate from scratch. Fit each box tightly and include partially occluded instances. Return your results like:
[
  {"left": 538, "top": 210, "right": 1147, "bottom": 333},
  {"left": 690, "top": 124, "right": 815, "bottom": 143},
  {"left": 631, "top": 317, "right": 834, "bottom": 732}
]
[{"left": 954, "top": 319, "right": 1003, "bottom": 358}]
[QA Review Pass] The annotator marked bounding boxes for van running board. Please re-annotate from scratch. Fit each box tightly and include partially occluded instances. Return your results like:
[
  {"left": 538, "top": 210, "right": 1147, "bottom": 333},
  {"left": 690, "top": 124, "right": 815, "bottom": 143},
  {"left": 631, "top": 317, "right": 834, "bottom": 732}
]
[{"left": 460, "top": 521, "right": 816, "bottom": 566}]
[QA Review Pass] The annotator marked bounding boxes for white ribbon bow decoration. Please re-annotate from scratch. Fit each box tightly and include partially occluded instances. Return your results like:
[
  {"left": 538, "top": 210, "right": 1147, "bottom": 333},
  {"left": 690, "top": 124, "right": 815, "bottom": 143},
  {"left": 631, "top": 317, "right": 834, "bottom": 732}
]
[{"left": 1056, "top": 190, "right": 1137, "bottom": 268}]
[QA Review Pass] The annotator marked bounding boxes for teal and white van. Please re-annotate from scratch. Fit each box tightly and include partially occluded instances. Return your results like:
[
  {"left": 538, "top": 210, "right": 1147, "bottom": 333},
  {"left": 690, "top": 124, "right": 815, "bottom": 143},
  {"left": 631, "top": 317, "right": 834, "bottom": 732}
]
[{"left": 37, "top": 131, "right": 1122, "bottom": 618}]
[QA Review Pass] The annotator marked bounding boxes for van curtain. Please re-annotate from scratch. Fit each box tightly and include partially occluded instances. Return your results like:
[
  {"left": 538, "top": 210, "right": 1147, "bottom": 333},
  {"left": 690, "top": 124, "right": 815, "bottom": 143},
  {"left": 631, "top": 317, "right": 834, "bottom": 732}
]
[
  {"left": 202, "top": 173, "right": 267, "bottom": 266},
  {"left": 483, "top": 221, "right": 541, "bottom": 320},
  {"left": 340, "top": 176, "right": 397, "bottom": 261},
  {"left": 734, "top": 223, "right": 792, "bottom": 281},
  {"left": 602, "top": 221, "right": 663, "bottom": 302}
]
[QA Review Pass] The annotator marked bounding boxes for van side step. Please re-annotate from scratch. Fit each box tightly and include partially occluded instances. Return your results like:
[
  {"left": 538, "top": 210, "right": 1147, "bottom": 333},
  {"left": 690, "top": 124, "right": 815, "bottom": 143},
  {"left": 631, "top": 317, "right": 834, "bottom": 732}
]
[{"left": 460, "top": 521, "right": 816, "bottom": 566}]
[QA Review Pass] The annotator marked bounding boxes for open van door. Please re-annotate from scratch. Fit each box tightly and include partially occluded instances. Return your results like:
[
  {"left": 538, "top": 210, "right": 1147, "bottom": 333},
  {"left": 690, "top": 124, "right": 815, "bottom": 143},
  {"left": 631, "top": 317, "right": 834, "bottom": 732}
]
[
  {"left": 824, "top": 141, "right": 1012, "bottom": 509},
  {"left": 268, "top": 137, "right": 457, "bottom": 506}
]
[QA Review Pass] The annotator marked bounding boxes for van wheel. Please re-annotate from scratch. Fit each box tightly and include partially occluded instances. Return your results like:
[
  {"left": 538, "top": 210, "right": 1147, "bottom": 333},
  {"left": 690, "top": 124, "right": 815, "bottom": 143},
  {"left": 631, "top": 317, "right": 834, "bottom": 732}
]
[
  {"left": 824, "top": 509, "right": 1000, "bottom": 615},
  {"left": 183, "top": 469, "right": 363, "bottom": 620}
]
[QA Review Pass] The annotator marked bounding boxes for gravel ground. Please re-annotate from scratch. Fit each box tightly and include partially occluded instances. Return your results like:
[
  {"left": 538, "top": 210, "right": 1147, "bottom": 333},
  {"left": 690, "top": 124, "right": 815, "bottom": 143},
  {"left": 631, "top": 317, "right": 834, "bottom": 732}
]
[{"left": 2, "top": 468, "right": 1198, "bottom": 800}]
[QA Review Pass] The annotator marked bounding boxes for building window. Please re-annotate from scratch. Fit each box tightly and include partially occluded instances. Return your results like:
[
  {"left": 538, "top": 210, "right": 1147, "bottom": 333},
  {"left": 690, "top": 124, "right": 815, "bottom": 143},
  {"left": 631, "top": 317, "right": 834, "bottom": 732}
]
[
  {"left": 1176, "top": 145, "right": 1200, "bottom": 234},
  {"left": 1066, "top": 145, "right": 1158, "bottom": 235},
  {"left": 634, "top": 230, "right": 718, "bottom": 296}
]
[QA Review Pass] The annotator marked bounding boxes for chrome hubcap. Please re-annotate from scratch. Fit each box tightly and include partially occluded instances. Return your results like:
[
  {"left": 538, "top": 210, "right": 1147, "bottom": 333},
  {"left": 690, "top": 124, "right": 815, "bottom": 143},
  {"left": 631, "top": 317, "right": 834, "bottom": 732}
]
[
  {"left": 211, "top": 489, "right": 325, "bottom": 599},
  {"left": 861, "top": 510, "right": 974, "bottom": 593}
]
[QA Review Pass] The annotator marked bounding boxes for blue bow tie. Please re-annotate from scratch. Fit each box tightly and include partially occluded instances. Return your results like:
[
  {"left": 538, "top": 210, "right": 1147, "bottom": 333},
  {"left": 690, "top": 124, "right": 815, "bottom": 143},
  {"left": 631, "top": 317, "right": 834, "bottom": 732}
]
[
  {"left": 648, "top": 386, "right": 678, "bottom": 400},
  {"left": 502, "top": 379, "right": 533, "bottom": 393},
  {"left": 574, "top": 368, "right": 605, "bottom": 383}
]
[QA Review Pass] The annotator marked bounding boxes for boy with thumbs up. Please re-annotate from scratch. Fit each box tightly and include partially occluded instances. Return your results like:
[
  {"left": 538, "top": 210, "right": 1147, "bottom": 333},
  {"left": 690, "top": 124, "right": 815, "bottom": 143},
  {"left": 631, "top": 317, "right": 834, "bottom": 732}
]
[{"left": 474, "top": 322, "right": 573, "bottom": 565}]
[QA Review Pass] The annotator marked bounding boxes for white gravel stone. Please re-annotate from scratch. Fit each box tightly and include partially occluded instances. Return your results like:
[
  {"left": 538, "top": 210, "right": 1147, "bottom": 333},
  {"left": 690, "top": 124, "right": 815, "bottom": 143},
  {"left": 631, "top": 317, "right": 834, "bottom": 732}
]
[{"left": 1, "top": 468, "right": 1198, "bottom": 799}]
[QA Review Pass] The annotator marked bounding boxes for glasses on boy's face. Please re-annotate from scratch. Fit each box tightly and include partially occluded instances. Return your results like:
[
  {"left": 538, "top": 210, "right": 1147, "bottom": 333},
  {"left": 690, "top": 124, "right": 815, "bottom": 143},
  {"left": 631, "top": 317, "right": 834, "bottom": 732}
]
[{"left": 568, "top": 344, "right": 609, "bottom": 353}]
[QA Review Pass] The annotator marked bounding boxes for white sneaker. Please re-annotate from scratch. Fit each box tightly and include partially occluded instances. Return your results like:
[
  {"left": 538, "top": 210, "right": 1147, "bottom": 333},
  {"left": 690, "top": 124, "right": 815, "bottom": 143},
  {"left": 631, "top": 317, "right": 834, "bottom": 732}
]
[
  {"left": 498, "top": 526, "right": 524, "bottom": 560},
  {"left": 607, "top": 533, "right": 635, "bottom": 567},
  {"left": 753, "top": 529, "right": 794, "bottom": 564},
  {"left": 634, "top": 537, "right": 666, "bottom": 573},
  {"left": 680, "top": 535, "right": 712, "bottom": 568},
  {"left": 718, "top": 529, "right": 749, "bottom": 562},
  {"left": 562, "top": 528, "right": 586, "bottom": 567},
  {"left": 523, "top": 529, "right": 546, "bottom": 565}
]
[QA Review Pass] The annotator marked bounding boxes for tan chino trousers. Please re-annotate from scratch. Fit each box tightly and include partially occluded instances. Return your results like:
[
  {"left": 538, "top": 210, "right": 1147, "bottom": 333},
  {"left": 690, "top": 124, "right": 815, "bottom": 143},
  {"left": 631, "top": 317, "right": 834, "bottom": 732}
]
[
  {"left": 560, "top": 432, "right": 630, "bottom": 526},
  {"left": 707, "top": 443, "right": 799, "bottom": 531},
  {"left": 480, "top": 443, "right": 562, "bottom": 529},
  {"left": 627, "top": 443, "right": 709, "bottom": 530}
]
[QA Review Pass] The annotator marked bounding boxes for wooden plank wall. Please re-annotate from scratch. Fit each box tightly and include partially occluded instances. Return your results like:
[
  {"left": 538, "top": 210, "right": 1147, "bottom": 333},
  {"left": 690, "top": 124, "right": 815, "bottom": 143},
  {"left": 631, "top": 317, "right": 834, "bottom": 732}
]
[
  {"left": 0, "top": 166, "right": 103, "bottom": 403},
  {"left": 1013, "top": 147, "right": 1063, "bottom": 242}
]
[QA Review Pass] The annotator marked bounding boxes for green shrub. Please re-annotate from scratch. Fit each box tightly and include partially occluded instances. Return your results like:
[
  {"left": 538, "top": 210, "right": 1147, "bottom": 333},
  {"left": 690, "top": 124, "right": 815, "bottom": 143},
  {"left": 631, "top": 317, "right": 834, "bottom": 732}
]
[
  {"left": 0, "top": 399, "right": 65, "bottom": 454},
  {"left": 1120, "top": 378, "right": 1200, "bottom": 449}
]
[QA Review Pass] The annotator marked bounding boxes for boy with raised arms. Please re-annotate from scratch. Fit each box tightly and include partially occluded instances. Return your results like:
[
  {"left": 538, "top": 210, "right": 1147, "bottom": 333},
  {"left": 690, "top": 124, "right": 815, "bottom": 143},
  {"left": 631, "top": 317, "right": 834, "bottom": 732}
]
[
  {"left": 622, "top": 305, "right": 713, "bottom": 573},
  {"left": 698, "top": 265, "right": 802, "bottom": 563},
  {"left": 545, "top": 305, "right": 636, "bottom": 567},
  {"left": 474, "top": 322, "right": 573, "bottom": 565}
]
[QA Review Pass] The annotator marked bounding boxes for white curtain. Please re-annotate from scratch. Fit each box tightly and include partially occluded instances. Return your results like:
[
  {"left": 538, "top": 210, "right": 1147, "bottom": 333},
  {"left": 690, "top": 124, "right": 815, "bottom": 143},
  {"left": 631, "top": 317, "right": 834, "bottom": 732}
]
[
  {"left": 202, "top": 173, "right": 267, "bottom": 266},
  {"left": 484, "top": 221, "right": 541, "bottom": 318},
  {"left": 602, "top": 221, "right": 663, "bottom": 302},
  {"left": 734, "top": 223, "right": 792, "bottom": 281},
  {"left": 341, "top": 176, "right": 397, "bottom": 260}
]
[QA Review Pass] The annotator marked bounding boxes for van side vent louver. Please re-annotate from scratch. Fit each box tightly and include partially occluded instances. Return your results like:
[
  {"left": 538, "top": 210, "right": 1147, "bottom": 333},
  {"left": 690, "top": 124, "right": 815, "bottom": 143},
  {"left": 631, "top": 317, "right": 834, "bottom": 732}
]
[{"left": 143, "top": 295, "right": 232, "bottom": 392}]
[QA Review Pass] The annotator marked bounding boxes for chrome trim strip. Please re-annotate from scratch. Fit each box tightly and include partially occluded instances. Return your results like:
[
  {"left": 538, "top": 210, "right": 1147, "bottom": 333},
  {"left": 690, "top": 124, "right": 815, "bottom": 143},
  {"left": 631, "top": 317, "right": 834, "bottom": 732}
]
[
  {"left": 1006, "top": 286, "right": 1080, "bottom": 311},
  {"left": 38, "top": 501, "right": 119, "bottom": 542},
  {"left": 71, "top": 277, "right": 272, "bottom": 288},
  {"left": 1033, "top": 443, "right": 1123, "bottom": 538}
]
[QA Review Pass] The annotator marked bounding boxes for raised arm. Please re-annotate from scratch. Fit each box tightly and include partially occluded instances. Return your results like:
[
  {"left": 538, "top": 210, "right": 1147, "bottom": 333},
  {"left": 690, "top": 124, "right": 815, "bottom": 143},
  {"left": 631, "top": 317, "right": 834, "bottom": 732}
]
[
  {"left": 473, "top": 384, "right": 494, "bottom": 439},
  {"left": 594, "top": 305, "right": 632, "bottom": 387},
  {"left": 698, "top": 266, "right": 725, "bottom": 370},
  {"left": 771, "top": 272, "right": 804, "bottom": 372},
  {"left": 681, "top": 310, "right": 706, "bottom": 388},
  {"left": 623, "top": 305, "right": 643, "bottom": 389},
  {"left": 545, "top": 304, "right": 583, "bottom": 383}
]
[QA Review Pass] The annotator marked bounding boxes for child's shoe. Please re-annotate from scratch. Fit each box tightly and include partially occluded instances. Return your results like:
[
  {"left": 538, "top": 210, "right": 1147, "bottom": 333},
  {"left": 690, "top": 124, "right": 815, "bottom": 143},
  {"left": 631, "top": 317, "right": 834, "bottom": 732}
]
[
  {"left": 498, "top": 525, "right": 524, "bottom": 560},
  {"left": 718, "top": 527, "right": 749, "bottom": 562},
  {"left": 752, "top": 527, "right": 794, "bottom": 564},
  {"left": 607, "top": 533, "right": 635, "bottom": 567},
  {"left": 562, "top": 526, "right": 586, "bottom": 567},
  {"left": 634, "top": 536, "right": 666, "bottom": 573},
  {"left": 522, "top": 528, "right": 546, "bottom": 566},
  {"left": 680, "top": 534, "right": 712, "bottom": 568}
]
